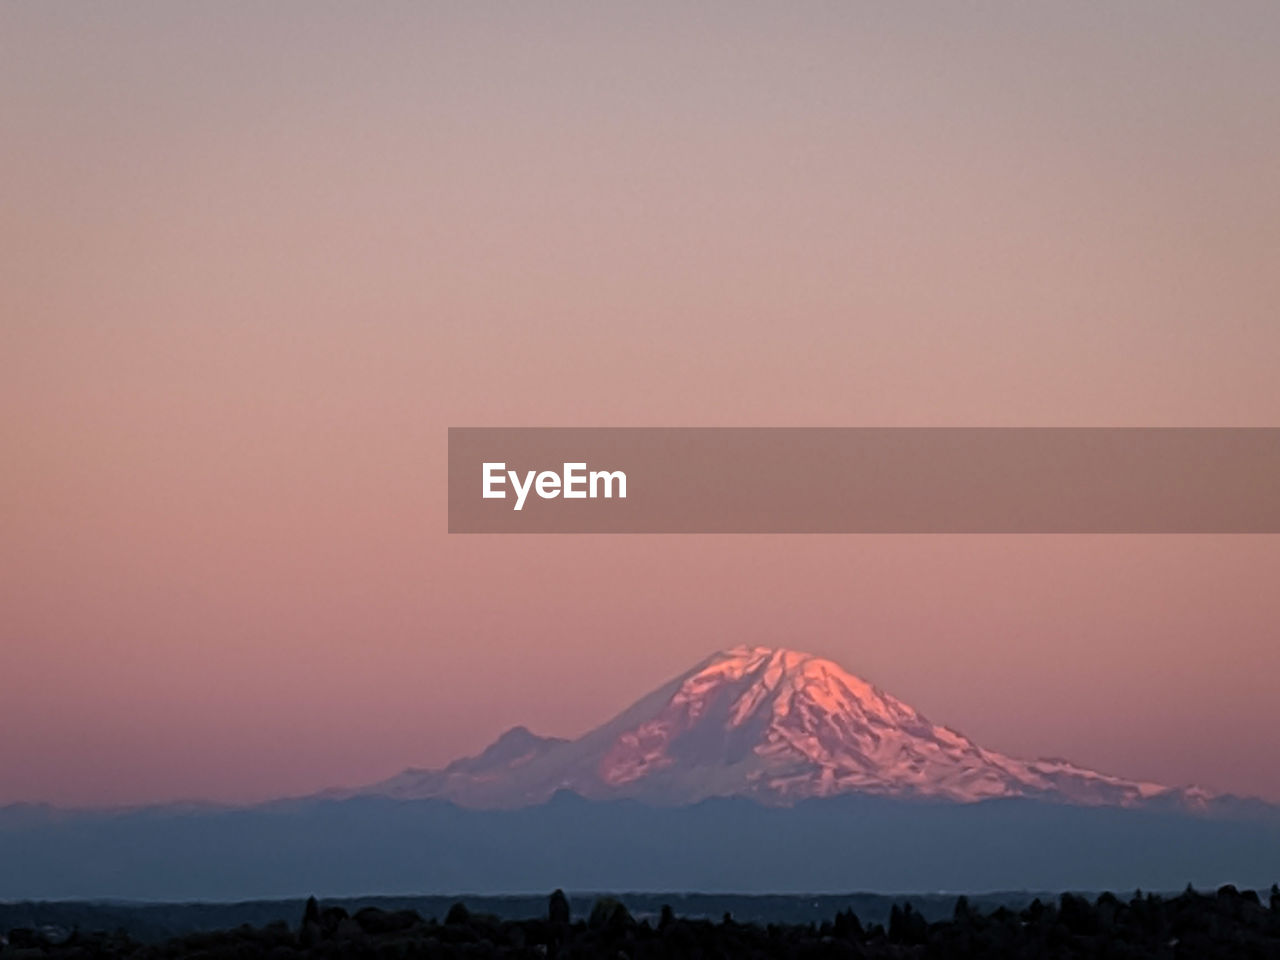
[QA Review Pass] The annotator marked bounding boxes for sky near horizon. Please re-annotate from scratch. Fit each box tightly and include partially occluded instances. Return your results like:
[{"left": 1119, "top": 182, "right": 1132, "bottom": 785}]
[{"left": 3, "top": 2, "right": 1280, "bottom": 807}]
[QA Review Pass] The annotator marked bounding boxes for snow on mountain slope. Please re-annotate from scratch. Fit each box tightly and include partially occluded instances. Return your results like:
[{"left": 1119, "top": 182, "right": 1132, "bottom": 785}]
[
  {"left": 367, "top": 725, "right": 570, "bottom": 807},
  {"left": 360, "top": 646, "right": 1206, "bottom": 810}
]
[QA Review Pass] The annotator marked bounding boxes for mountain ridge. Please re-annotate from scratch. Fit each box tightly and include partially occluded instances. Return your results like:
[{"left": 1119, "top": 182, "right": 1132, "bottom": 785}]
[{"left": 5, "top": 790, "right": 1278, "bottom": 900}]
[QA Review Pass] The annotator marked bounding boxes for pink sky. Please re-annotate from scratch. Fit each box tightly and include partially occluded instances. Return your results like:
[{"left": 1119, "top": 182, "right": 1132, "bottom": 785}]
[{"left": 2, "top": 2, "right": 1279, "bottom": 807}]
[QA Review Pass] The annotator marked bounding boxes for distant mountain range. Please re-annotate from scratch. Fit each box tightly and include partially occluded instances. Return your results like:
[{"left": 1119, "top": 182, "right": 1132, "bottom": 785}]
[
  {"left": 350, "top": 646, "right": 1211, "bottom": 811},
  {"left": 2, "top": 647, "right": 1276, "bottom": 900}
]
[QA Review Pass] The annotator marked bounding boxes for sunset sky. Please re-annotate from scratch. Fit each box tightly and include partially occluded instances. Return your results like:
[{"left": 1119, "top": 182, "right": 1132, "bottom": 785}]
[{"left": 3, "top": 2, "right": 1279, "bottom": 808}]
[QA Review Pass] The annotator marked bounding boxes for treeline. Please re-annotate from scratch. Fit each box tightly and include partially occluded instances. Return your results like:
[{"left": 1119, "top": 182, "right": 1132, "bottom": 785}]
[
  {"left": 0, "top": 893, "right": 1016, "bottom": 941},
  {"left": 4, "top": 884, "right": 1280, "bottom": 958}
]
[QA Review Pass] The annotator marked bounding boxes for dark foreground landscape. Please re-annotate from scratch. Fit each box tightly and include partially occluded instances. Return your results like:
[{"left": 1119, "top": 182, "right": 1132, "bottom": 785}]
[{"left": 5, "top": 886, "right": 1280, "bottom": 959}]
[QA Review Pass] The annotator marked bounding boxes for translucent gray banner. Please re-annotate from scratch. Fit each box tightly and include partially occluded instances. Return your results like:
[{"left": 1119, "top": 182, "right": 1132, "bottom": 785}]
[{"left": 448, "top": 428, "right": 1280, "bottom": 533}]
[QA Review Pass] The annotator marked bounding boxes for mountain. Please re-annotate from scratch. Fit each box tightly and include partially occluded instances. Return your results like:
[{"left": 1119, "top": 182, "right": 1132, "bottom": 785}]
[
  {"left": 358, "top": 646, "right": 1208, "bottom": 810},
  {"left": 3, "top": 645, "right": 1276, "bottom": 900}
]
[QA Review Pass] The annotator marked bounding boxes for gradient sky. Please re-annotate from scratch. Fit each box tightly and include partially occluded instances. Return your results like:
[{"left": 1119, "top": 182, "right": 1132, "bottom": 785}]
[{"left": 3, "top": 2, "right": 1279, "bottom": 808}]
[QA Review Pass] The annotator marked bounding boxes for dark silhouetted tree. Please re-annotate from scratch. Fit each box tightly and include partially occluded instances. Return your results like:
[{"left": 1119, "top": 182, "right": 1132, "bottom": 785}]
[
  {"left": 588, "top": 897, "right": 632, "bottom": 932},
  {"left": 299, "top": 896, "right": 322, "bottom": 948},
  {"left": 833, "top": 908, "right": 863, "bottom": 940},
  {"left": 888, "top": 904, "right": 926, "bottom": 944},
  {"left": 548, "top": 889, "right": 570, "bottom": 925}
]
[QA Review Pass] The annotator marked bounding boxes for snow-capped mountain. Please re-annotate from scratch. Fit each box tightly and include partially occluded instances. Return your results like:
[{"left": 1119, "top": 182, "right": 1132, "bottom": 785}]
[{"left": 361, "top": 646, "right": 1208, "bottom": 810}]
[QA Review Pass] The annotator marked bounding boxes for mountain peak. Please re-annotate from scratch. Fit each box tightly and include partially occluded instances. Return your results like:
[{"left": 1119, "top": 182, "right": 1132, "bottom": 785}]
[
  {"left": 705, "top": 644, "right": 837, "bottom": 669},
  {"left": 701, "top": 645, "right": 889, "bottom": 696},
  {"left": 683, "top": 644, "right": 917, "bottom": 734}
]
